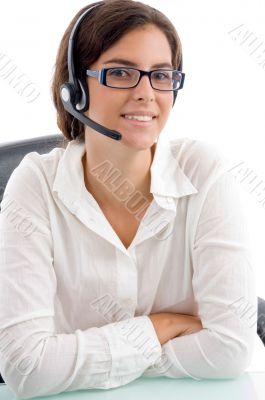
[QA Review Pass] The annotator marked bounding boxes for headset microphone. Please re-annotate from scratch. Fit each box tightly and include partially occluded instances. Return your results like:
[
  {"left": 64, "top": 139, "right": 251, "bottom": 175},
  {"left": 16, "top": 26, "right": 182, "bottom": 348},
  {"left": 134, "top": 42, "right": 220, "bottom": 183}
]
[
  {"left": 60, "top": 83, "right": 122, "bottom": 141},
  {"left": 59, "top": 2, "right": 183, "bottom": 141}
]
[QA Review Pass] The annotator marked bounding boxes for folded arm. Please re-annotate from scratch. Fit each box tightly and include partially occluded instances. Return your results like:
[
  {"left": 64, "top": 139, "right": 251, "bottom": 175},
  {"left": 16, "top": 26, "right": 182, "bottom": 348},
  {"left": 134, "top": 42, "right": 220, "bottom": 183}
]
[
  {"left": 144, "top": 172, "right": 257, "bottom": 379},
  {"left": 0, "top": 315, "right": 162, "bottom": 399}
]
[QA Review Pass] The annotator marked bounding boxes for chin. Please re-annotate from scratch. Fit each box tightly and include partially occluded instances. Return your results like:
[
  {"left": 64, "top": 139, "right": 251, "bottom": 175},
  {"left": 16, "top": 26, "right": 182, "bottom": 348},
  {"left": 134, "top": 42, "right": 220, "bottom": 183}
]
[{"left": 121, "top": 134, "right": 158, "bottom": 151}]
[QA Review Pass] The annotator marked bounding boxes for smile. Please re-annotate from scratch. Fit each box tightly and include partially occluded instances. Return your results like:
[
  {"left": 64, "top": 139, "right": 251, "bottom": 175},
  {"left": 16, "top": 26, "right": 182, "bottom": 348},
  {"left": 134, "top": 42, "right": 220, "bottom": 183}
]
[
  {"left": 123, "top": 115, "right": 154, "bottom": 122},
  {"left": 121, "top": 115, "right": 156, "bottom": 127}
]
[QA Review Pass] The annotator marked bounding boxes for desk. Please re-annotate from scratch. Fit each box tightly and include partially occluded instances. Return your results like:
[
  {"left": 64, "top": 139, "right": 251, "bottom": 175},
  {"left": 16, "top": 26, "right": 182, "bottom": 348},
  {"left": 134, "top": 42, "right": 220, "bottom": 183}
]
[{"left": 0, "top": 373, "right": 264, "bottom": 400}]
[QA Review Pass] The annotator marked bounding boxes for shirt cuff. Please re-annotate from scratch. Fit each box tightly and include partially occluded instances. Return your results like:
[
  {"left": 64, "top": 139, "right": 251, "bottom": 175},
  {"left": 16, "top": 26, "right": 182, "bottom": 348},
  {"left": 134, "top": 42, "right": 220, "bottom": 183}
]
[
  {"left": 143, "top": 339, "right": 202, "bottom": 379},
  {"left": 100, "top": 315, "right": 162, "bottom": 382}
]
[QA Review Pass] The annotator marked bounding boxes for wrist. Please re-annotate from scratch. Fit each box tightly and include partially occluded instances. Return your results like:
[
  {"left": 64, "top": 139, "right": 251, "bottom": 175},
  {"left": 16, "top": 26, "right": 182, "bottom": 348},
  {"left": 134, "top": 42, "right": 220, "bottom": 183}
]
[{"left": 169, "top": 313, "right": 192, "bottom": 338}]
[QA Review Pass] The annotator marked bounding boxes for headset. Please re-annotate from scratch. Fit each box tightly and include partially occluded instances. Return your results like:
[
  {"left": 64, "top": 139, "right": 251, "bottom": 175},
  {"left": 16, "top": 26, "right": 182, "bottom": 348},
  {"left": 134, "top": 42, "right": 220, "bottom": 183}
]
[{"left": 59, "top": 2, "right": 184, "bottom": 141}]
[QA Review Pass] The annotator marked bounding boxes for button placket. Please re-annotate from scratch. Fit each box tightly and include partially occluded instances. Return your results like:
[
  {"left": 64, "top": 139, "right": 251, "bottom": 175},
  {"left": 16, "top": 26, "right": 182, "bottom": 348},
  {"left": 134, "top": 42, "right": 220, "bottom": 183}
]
[{"left": 115, "top": 249, "right": 138, "bottom": 318}]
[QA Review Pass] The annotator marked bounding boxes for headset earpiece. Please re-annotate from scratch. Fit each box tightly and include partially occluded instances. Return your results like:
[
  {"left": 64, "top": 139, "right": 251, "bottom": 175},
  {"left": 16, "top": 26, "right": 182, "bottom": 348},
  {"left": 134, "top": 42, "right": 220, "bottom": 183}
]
[
  {"left": 60, "top": 82, "right": 78, "bottom": 106},
  {"left": 60, "top": 72, "right": 89, "bottom": 114}
]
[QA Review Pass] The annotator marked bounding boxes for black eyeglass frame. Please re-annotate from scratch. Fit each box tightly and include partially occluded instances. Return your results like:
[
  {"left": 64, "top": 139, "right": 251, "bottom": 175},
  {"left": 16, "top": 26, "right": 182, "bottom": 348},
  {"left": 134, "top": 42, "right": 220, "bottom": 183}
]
[{"left": 85, "top": 67, "right": 185, "bottom": 91}]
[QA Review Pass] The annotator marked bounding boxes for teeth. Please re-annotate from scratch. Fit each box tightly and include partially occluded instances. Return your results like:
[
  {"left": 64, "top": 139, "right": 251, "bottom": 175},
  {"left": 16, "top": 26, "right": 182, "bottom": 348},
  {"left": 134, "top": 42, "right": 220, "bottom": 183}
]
[{"left": 124, "top": 115, "right": 153, "bottom": 122}]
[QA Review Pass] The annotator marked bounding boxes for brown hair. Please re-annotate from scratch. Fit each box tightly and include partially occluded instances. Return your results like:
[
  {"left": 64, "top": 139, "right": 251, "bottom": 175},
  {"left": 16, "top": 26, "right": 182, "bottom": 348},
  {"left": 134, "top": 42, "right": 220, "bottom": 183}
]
[{"left": 51, "top": 0, "right": 183, "bottom": 142}]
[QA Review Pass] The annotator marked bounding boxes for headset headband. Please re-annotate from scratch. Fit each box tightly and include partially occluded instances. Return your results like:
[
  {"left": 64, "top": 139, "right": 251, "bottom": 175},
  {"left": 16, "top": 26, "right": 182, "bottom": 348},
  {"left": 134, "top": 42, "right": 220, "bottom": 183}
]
[{"left": 67, "top": 3, "right": 103, "bottom": 90}]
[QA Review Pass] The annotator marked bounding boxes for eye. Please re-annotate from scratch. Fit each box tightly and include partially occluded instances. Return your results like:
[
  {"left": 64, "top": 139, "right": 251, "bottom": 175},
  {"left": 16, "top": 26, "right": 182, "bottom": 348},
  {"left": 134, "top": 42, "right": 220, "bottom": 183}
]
[
  {"left": 152, "top": 71, "right": 171, "bottom": 80},
  {"left": 108, "top": 68, "right": 130, "bottom": 77}
]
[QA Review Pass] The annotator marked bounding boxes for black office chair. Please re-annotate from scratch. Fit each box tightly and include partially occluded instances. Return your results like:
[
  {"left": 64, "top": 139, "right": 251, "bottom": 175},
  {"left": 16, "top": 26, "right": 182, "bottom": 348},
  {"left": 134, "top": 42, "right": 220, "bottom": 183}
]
[
  {"left": 0, "top": 135, "right": 264, "bottom": 384},
  {"left": 0, "top": 134, "right": 67, "bottom": 209},
  {"left": 258, "top": 297, "right": 265, "bottom": 346}
]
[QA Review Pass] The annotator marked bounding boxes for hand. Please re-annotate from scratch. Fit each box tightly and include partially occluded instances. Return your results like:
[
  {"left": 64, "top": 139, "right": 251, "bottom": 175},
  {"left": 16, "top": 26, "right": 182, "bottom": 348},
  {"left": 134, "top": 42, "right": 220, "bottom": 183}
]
[
  {"left": 176, "top": 314, "right": 203, "bottom": 337},
  {"left": 148, "top": 312, "right": 177, "bottom": 345},
  {"left": 148, "top": 312, "right": 203, "bottom": 345}
]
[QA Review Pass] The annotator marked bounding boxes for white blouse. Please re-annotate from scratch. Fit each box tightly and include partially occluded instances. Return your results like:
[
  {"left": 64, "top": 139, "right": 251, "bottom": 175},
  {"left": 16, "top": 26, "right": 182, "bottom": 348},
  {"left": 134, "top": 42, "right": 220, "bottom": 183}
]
[{"left": 0, "top": 136, "right": 257, "bottom": 399}]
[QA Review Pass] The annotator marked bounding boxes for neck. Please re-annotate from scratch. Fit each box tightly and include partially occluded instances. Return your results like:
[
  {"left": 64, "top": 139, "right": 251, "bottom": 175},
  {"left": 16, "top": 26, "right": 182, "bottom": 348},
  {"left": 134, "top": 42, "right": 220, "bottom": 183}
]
[{"left": 82, "top": 131, "right": 156, "bottom": 210}]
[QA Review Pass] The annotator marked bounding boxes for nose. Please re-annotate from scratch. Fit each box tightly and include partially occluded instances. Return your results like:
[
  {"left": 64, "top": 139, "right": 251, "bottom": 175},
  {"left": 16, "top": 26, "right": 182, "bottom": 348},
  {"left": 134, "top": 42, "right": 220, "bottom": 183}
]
[{"left": 132, "top": 74, "right": 155, "bottom": 102}]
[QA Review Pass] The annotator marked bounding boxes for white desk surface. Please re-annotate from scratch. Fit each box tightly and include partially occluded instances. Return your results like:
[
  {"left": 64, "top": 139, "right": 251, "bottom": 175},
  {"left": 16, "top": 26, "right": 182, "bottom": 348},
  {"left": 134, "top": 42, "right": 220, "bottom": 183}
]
[
  {"left": 1, "top": 336, "right": 264, "bottom": 400},
  {"left": 0, "top": 372, "right": 264, "bottom": 400}
]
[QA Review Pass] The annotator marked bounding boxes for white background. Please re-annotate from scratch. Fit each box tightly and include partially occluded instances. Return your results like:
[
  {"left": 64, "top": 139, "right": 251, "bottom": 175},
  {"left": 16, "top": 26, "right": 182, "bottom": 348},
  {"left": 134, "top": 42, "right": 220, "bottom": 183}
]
[{"left": 0, "top": 2, "right": 265, "bottom": 305}]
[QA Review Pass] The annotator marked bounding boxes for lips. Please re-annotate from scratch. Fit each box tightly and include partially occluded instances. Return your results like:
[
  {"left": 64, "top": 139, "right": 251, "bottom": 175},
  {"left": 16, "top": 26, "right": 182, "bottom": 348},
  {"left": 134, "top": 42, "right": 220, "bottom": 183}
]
[
  {"left": 121, "top": 114, "right": 157, "bottom": 122},
  {"left": 121, "top": 111, "right": 157, "bottom": 118},
  {"left": 121, "top": 115, "right": 156, "bottom": 128},
  {"left": 122, "top": 115, "right": 154, "bottom": 122}
]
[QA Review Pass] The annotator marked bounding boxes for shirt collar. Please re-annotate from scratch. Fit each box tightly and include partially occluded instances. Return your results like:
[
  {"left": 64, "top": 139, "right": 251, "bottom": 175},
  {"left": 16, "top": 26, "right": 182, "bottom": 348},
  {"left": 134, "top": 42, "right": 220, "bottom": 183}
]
[
  {"left": 53, "top": 136, "right": 198, "bottom": 212},
  {"left": 150, "top": 136, "right": 198, "bottom": 199}
]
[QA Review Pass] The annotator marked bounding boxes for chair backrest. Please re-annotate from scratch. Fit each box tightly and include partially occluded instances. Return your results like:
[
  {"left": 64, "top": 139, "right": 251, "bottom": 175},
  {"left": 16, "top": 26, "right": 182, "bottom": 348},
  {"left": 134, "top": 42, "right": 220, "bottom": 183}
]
[
  {"left": 0, "top": 134, "right": 67, "bottom": 207},
  {"left": 258, "top": 297, "right": 265, "bottom": 346}
]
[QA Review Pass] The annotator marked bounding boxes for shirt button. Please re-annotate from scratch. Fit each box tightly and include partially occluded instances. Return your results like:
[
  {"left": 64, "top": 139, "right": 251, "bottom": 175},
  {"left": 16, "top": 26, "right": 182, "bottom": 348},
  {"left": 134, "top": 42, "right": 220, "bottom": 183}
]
[{"left": 155, "top": 222, "right": 173, "bottom": 241}]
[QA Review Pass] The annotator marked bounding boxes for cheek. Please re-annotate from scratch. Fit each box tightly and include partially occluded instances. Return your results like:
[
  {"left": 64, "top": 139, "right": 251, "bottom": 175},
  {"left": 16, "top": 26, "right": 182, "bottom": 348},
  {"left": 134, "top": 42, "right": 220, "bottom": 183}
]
[
  {"left": 155, "top": 99, "right": 172, "bottom": 130},
  {"left": 88, "top": 84, "right": 124, "bottom": 112},
  {"left": 159, "top": 96, "right": 173, "bottom": 118},
  {"left": 87, "top": 79, "right": 106, "bottom": 110},
  {"left": 88, "top": 91, "right": 124, "bottom": 124},
  {"left": 88, "top": 83, "right": 103, "bottom": 107}
]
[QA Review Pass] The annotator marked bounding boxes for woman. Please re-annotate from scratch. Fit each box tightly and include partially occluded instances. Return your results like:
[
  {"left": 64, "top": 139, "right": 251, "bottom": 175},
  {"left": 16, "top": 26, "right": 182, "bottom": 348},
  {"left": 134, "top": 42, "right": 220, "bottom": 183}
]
[{"left": 0, "top": 0, "right": 257, "bottom": 398}]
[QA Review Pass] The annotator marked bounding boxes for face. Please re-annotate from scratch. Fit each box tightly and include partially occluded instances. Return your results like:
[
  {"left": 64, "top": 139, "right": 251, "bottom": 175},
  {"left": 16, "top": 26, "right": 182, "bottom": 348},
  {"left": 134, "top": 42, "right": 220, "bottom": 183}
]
[{"left": 85, "top": 24, "right": 174, "bottom": 150}]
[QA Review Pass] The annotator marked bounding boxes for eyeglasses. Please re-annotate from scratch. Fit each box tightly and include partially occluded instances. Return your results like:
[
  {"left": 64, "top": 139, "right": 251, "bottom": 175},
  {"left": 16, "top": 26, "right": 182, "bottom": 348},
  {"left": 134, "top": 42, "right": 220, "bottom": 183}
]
[{"left": 85, "top": 67, "right": 185, "bottom": 91}]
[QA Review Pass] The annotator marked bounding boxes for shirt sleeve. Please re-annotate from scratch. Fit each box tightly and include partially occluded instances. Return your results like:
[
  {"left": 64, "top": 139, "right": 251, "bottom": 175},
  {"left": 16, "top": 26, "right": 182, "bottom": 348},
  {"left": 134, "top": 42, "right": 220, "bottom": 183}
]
[
  {"left": 143, "top": 171, "right": 257, "bottom": 379},
  {"left": 0, "top": 159, "right": 161, "bottom": 399},
  {"left": 0, "top": 315, "right": 161, "bottom": 399}
]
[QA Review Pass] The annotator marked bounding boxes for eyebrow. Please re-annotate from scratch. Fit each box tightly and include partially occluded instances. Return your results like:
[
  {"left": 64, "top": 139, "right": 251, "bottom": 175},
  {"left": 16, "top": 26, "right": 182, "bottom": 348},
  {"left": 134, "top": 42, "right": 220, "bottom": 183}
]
[{"left": 102, "top": 58, "right": 173, "bottom": 69}]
